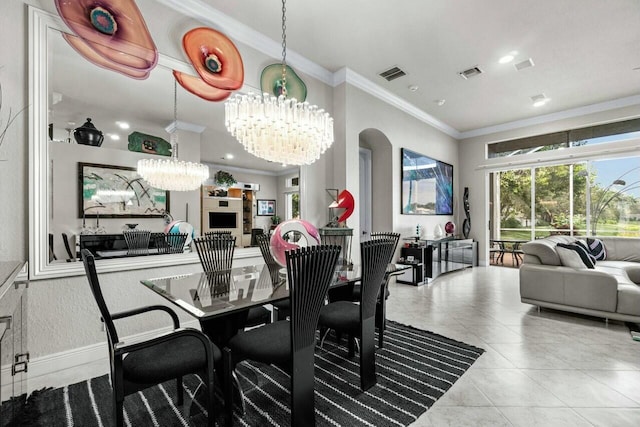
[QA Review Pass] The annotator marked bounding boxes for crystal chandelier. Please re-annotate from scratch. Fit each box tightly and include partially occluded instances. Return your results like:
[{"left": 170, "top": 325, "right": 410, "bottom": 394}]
[
  {"left": 137, "top": 81, "right": 209, "bottom": 191},
  {"left": 224, "top": 0, "right": 334, "bottom": 166}
]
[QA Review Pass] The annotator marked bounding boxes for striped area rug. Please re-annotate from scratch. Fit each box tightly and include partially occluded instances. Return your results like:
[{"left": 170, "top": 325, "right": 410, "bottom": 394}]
[{"left": 8, "top": 322, "right": 484, "bottom": 426}]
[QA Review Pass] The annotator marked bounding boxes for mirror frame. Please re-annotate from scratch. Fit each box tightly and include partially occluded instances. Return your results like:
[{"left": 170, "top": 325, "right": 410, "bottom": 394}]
[{"left": 28, "top": 6, "right": 261, "bottom": 279}]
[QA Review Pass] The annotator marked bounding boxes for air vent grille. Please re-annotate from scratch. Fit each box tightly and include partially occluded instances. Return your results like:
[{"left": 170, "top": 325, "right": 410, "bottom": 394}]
[
  {"left": 379, "top": 66, "right": 406, "bottom": 81},
  {"left": 515, "top": 58, "right": 535, "bottom": 71},
  {"left": 458, "top": 66, "right": 483, "bottom": 80}
]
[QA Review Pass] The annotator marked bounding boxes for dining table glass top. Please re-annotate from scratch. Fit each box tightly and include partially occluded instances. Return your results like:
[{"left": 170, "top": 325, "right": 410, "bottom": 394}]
[{"left": 141, "top": 263, "right": 410, "bottom": 320}]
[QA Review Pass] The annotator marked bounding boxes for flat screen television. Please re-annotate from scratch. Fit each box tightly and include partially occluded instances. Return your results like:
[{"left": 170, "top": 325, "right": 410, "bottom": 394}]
[
  {"left": 209, "top": 212, "right": 237, "bottom": 228},
  {"left": 401, "top": 148, "right": 453, "bottom": 215}
]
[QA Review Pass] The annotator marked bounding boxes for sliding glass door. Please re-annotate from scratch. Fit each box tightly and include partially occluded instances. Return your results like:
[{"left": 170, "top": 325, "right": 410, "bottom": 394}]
[{"left": 492, "top": 156, "right": 640, "bottom": 239}]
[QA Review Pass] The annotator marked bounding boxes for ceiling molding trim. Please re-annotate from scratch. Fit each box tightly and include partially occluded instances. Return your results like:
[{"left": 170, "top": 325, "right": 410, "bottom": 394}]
[
  {"left": 157, "top": 0, "right": 334, "bottom": 85},
  {"left": 460, "top": 94, "right": 640, "bottom": 140},
  {"left": 337, "top": 68, "right": 460, "bottom": 138},
  {"left": 165, "top": 120, "right": 206, "bottom": 134}
]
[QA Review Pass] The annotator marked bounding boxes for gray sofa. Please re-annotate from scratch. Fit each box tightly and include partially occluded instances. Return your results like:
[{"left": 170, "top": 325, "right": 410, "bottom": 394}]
[{"left": 519, "top": 235, "right": 640, "bottom": 322}]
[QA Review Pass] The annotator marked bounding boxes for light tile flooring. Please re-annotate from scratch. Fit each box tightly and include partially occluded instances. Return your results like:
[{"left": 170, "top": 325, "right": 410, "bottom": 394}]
[{"left": 386, "top": 266, "right": 640, "bottom": 426}]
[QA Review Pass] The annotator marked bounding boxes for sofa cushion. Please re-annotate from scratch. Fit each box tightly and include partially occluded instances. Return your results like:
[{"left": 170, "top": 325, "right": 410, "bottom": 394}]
[
  {"left": 598, "top": 237, "right": 640, "bottom": 262},
  {"left": 617, "top": 283, "right": 640, "bottom": 316},
  {"left": 586, "top": 238, "right": 607, "bottom": 260},
  {"left": 557, "top": 243, "right": 595, "bottom": 269},
  {"left": 522, "top": 236, "right": 577, "bottom": 266}
]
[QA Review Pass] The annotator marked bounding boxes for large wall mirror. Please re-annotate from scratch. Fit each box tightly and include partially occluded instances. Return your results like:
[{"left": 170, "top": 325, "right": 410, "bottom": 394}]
[{"left": 29, "top": 7, "right": 300, "bottom": 279}]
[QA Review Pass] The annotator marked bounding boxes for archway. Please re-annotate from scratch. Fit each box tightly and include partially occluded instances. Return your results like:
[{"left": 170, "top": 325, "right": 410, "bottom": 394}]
[{"left": 359, "top": 128, "right": 393, "bottom": 236}]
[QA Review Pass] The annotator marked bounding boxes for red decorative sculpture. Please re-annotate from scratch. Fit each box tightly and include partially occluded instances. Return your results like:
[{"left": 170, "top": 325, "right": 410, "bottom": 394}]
[
  {"left": 329, "top": 190, "right": 355, "bottom": 223},
  {"left": 55, "top": 0, "right": 158, "bottom": 79},
  {"left": 175, "top": 27, "right": 244, "bottom": 102}
]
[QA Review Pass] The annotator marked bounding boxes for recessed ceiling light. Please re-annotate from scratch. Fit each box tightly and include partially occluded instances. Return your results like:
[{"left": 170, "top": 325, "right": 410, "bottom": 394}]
[
  {"left": 116, "top": 121, "right": 130, "bottom": 129},
  {"left": 531, "top": 94, "right": 550, "bottom": 107},
  {"left": 499, "top": 51, "right": 518, "bottom": 64},
  {"left": 226, "top": 153, "right": 234, "bottom": 159},
  {"left": 408, "top": 85, "right": 419, "bottom": 92},
  {"left": 434, "top": 99, "right": 446, "bottom": 106},
  {"left": 109, "top": 134, "right": 120, "bottom": 140}
]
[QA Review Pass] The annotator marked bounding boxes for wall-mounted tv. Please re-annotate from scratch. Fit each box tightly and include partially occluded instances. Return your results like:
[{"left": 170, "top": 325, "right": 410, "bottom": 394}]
[
  {"left": 209, "top": 212, "right": 237, "bottom": 228},
  {"left": 401, "top": 148, "right": 453, "bottom": 215}
]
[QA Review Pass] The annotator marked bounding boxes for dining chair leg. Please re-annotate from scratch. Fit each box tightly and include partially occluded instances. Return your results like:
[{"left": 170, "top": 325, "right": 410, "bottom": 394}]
[
  {"left": 360, "top": 317, "right": 377, "bottom": 391},
  {"left": 291, "top": 344, "right": 316, "bottom": 427},
  {"left": 114, "top": 396, "right": 124, "bottom": 427},
  {"left": 206, "top": 370, "right": 215, "bottom": 427},
  {"left": 176, "top": 376, "right": 183, "bottom": 405},
  {"left": 348, "top": 335, "right": 356, "bottom": 358},
  {"left": 223, "top": 348, "right": 234, "bottom": 426}
]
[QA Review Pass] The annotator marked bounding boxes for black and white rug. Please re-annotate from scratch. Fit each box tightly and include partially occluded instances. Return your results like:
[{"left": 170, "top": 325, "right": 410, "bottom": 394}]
[{"left": 3, "top": 322, "right": 484, "bottom": 426}]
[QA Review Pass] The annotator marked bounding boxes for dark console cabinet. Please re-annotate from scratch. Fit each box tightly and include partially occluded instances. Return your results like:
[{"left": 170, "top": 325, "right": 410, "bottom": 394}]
[{"left": 397, "top": 238, "right": 477, "bottom": 285}]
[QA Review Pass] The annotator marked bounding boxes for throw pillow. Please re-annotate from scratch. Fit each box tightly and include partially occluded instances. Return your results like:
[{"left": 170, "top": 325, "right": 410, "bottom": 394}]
[
  {"left": 586, "top": 237, "right": 607, "bottom": 260},
  {"left": 574, "top": 239, "right": 597, "bottom": 265},
  {"left": 556, "top": 243, "right": 596, "bottom": 269}
]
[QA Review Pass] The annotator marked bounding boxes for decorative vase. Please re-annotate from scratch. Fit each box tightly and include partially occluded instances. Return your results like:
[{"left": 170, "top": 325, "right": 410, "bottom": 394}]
[
  {"left": 434, "top": 224, "right": 444, "bottom": 238},
  {"left": 74, "top": 118, "right": 104, "bottom": 146}
]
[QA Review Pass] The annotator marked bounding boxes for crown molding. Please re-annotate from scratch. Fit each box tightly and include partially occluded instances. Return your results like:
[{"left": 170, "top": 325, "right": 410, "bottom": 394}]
[
  {"left": 156, "top": 1, "right": 640, "bottom": 143},
  {"left": 156, "top": 0, "right": 334, "bottom": 86},
  {"left": 459, "top": 94, "right": 640, "bottom": 140},
  {"left": 335, "top": 68, "right": 460, "bottom": 138}
]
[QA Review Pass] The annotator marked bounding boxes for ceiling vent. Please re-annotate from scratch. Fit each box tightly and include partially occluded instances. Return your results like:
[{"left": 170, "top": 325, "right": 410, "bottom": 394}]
[
  {"left": 458, "top": 66, "right": 483, "bottom": 80},
  {"left": 379, "top": 66, "right": 406, "bottom": 81},
  {"left": 515, "top": 58, "right": 535, "bottom": 71}
]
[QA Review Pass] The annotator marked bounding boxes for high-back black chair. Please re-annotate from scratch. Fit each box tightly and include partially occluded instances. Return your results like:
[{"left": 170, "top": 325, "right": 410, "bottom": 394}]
[
  {"left": 194, "top": 235, "right": 236, "bottom": 272},
  {"left": 123, "top": 229, "right": 151, "bottom": 255},
  {"left": 369, "top": 231, "right": 400, "bottom": 347},
  {"left": 80, "top": 249, "right": 221, "bottom": 427},
  {"left": 250, "top": 228, "right": 264, "bottom": 246},
  {"left": 318, "top": 238, "right": 395, "bottom": 391},
  {"left": 195, "top": 235, "right": 271, "bottom": 327},
  {"left": 223, "top": 245, "right": 341, "bottom": 426},
  {"left": 256, "top": 233, "right": 289, "bottom": 320},
  {"left": 153, "top": 232, "right": 188, "bottom": 254}
]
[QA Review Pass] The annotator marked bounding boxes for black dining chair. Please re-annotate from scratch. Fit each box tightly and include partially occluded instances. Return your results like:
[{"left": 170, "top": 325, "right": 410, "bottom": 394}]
[
  {"left": 80, "top": 249, "right": 221, "bottom": 427},
  {"left": 255, "top": 233, "right": 290, "bottom": 321},
  {"left": 62, "top": 232, "right": 76, "bottom": 261},
  {"left": 330, "top": 231, "right": 400, "bottom": 348},
  {"left": 223, "top": 245, "right": 341, "bottom": 426},
  {"left": 123, "top": 229, "right": 151, "bottom": 255},
  {"left": 318, "top": 238, "right": 395, "bottom": 391},
  {"left": 194, "top": 235, "right": 272, "bottom": 328}
]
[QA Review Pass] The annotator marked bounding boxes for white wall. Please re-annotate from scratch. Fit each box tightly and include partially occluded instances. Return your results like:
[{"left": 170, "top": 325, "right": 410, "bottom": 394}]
[{"left": 341, "top": 84, "right": 460, "bottom": 263}]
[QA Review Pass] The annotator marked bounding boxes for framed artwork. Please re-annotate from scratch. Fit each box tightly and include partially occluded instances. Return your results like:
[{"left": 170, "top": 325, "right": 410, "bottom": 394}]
[
  {"left": 257, "top": 199, "right": 276, "bottom": 216},
  {"left": 78, "top": 162, "right": 169, "bottom": 218},
  {"left": 401, "top": 148, "right": 453, "bottom": 215}
]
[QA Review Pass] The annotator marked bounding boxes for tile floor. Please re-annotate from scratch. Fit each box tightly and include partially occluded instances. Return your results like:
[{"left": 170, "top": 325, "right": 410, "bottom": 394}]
[{"left": 386, "top": 266, "right": 640, "bottom": 426}]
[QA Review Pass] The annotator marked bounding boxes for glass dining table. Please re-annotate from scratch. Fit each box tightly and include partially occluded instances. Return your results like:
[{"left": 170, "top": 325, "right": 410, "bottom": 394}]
[{"left": 140, "top": 262, "right": 409, "bottom": 424}]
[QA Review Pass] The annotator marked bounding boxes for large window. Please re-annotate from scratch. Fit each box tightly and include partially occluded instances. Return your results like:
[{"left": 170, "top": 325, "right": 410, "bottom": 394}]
[{"left": 493, "top": 157, "right": 640, "bottom": 239}]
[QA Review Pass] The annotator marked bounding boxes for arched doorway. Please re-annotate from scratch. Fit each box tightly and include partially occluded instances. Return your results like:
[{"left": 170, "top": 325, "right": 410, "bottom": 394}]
[{"left": 359, "top": 129, "right": 393, "bottom": 237}]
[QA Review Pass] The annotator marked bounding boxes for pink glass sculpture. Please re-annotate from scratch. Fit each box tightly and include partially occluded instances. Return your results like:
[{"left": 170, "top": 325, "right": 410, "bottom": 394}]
[
  {"left": 63, "top": 33, "right": 150, "bottom": 80},
  {"left": 270, "top": 220, "right": 321, "bottom": 266},
  {"left": 329, "top": 190, "right": 355, "bottom": 223},
  {"left": 182, "top": 27, "right": 244, "bottom": 91},
  {"left": 173, "top": 71, "right": 232, "bottom": 102},
  {"left": 55, "top": 0, "right": 158, "bottom": 77}
]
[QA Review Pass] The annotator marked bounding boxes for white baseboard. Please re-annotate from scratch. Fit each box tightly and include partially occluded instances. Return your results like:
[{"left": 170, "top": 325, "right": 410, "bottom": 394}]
[{"left": 1, "top": 320, "right": 200, "bottom": 396}]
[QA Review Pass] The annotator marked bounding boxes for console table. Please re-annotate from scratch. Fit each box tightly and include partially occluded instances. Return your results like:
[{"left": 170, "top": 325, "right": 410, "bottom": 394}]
[{"left": 397, "top": 237, "right": 477, "bottom": 285}]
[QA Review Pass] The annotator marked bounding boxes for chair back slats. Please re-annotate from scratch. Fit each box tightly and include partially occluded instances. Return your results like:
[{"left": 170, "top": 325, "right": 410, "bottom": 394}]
[
  {"left": 360, "top": 239, "right": 396, "bottom": 319},
  {"left": 153, "top": 232, "right": 188, "bottom": 254},
  {"left": 286, "top": 245, "right": 341, "bottom": 351},
  {"left": 256, "top": 233, "right": 281, "bottom": 284},
  {"left": 123, "top": 230, "right": 151, "bottom": 255},
  {"left": 204, "top": 231, "right": 232, "bottom": 238},
  {"left": 81, "top": 249, "right": 119, "bottom": 344},
  {"left": 370, "top": 231, "right": 401, "bottom": 256},
  {"left": 194, "top": 235, "right": 236, "bottom": 273}
]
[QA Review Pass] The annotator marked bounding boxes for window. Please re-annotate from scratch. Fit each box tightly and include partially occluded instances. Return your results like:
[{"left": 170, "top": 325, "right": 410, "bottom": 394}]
[{"left": 285, "top": 192, "right": 299, "bottom": 220}]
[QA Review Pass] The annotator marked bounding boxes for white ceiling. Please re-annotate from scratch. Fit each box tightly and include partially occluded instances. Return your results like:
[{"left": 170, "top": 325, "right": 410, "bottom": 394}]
[
  {"left": 49, "top": 0, "right": 640, "bottom": 171},
  {"left": 182, "top": 0, "right": 640, "bottom": 134}
]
